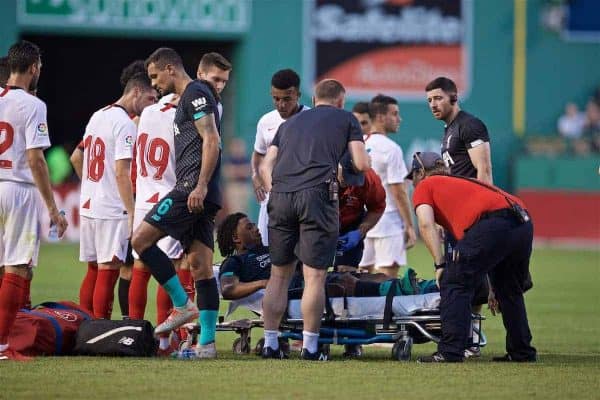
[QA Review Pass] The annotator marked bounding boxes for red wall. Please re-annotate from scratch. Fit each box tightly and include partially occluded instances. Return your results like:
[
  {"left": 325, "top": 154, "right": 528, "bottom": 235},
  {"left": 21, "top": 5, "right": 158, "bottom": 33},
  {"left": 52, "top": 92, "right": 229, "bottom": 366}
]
[{"left": 518, "top": 190, "right": 600, "bottom": 243}]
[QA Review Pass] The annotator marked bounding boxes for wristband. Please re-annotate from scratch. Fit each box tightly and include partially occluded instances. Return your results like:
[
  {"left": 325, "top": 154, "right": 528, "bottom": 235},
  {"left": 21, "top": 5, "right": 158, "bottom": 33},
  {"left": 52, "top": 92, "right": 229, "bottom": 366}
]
[{"left": 434, "top": 262, "right": 446, "bottom": 270}]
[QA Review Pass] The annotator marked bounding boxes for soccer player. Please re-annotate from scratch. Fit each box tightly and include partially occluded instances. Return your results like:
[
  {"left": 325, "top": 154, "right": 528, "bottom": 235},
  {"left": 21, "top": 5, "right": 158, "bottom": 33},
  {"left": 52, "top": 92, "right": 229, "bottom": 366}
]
[
  {"left": 128, "top": 92, "right": 190, "bottom": 355},
  {"left": 251, "top": 69, "right": 309, "bottom": 245},
  {"left": 196, "top": 53, "right": 231, "bottom": 100},
  {"left": 0, "top": 40, "right": 68, "bottom": 360},
  {"left": 77, "top": 67, "right": 157, "bottom": 319},
  {"left": 352, "top": 102, "right": 372, "bottom": 135},
  {"left": 132, "top": 47, "right": 222, "bottom": 359},
  {"left": 359, "top": 95, "right": 416, "bottom": 278}
]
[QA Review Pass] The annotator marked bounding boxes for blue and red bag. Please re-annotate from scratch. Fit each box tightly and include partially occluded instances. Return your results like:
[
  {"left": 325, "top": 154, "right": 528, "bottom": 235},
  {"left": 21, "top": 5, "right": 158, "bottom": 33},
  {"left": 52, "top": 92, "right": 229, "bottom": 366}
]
[{"left": 8, "top": 301, "right": 93, "bottom": 356}]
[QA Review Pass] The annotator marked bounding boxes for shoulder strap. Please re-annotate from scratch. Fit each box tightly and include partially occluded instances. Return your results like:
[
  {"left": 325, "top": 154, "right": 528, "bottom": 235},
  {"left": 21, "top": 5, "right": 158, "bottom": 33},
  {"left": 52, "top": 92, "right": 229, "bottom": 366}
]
[
  {"left": 383, "top": 279, "right": 399, "bottom": 329},
  {"left": 22, "top": 309, "right": 63, "bottom": 355}
]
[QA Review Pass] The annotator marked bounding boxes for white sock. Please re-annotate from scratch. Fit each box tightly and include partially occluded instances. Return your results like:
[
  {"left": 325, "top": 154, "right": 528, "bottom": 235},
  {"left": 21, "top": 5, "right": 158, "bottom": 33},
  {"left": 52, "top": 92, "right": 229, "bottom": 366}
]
[
  {"left": 302, "top": 331, "right": 319, "bottom": 353},
  {"left": 0, "top": 343, "right": 8, "bottom": 352},
  {"left": 159, "top": 337, "right": 170, "bottom": 350},
  {"left": 264, "top": 330, "right": 279, "bottom": 350}
]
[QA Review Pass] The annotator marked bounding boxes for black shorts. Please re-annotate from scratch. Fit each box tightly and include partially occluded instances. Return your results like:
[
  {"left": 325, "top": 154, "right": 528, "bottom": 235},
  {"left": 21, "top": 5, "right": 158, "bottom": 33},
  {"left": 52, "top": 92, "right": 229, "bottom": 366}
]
[
  {"left": 268, "top": 186, "right": 339, "bottom": 269},
  {"left": 143, "top": 189, "right": 219, "bottom": 252}
]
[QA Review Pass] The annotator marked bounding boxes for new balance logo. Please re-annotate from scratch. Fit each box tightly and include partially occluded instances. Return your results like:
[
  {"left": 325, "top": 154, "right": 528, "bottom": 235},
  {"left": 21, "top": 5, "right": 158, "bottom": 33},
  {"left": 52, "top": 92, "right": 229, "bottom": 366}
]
[
  {"left": 191, "top": 97, "right": 207, "bottom": 109},
  {"left": 118, "top": 337, "right": 136, "bottom": 346}
]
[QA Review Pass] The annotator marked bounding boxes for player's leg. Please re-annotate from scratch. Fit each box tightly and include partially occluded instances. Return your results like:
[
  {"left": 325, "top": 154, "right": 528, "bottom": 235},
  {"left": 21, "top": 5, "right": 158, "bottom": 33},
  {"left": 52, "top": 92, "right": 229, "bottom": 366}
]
[
  {"left": 0, "top": 184, "right": 42, "bottom": 360},
  {"left": 128, "top": 208, "right": 154, "bottom": 320},
  {"left": 132, "top": 192, "right": 198, "bottom": 335},
  {"left": 117, "top": 241, "right": 134, "bottom": 319},
  {"left": 78, "top": 216, "right": 98, "bottom": 312},
  {"left": 358, "top": 237, "right": 376, "bottom": 274},
  {"left": 92, "top": 218, "right": 129, "bottom": 319},
  {"left": 372, "top": 234, "right": 406, "bottom": 278}
]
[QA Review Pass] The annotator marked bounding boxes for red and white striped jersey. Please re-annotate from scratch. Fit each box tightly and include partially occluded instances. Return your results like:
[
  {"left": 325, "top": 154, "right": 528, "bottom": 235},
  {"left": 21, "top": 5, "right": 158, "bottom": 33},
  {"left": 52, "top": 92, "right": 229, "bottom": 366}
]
[
  {"left": 134, "top": 99, "right": 177, "bottom": 211},
  {"left": 80, "top": 104, "right": 136, "bottom": 219},
  {"left": 0, "top": 86, "right": 51, "bottom": 184}
]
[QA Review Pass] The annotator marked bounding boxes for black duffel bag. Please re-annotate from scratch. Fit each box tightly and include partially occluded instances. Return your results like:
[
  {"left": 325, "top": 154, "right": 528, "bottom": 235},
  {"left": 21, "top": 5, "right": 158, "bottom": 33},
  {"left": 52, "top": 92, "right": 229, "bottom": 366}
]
[{"left": 74, "top": 319, "right": 157, "bottom": 357}]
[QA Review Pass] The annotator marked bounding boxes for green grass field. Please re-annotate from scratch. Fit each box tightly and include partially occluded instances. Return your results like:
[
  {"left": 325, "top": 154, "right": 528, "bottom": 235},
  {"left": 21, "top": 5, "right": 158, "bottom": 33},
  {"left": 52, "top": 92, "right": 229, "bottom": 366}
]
[{"left": 1, "top": 242, "right": 599, "bottom": 400}]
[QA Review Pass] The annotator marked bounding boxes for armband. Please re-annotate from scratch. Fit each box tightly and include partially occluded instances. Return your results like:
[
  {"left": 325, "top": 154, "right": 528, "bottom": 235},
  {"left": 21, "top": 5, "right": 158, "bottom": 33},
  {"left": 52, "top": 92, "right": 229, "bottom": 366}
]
[{"left": 434, "top": 262, "right": 446, "bottom": 270}]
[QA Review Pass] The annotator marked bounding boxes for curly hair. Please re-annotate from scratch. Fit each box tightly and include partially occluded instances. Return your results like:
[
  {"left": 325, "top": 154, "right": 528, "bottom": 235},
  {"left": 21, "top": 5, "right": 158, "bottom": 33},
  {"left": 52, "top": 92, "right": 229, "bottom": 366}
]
[{"left": 216, "top": 212, "right": 247, "bottom": 257}]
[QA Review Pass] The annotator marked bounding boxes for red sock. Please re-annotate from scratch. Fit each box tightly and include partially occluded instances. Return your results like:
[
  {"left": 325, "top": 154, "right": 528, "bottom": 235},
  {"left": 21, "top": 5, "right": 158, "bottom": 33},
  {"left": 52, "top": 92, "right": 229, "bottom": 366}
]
[
  {"left": 18, "top": 278, "right": 32, "bottom": 310},
  {"left": 178, "top": 269, "right": 195, "bottom": 302},
  {"left": 156, "top": 285, "right": 173, "bottom": 326},
  {"left": 129, "top": 268, "right": 151, "bottom": 319},
  {"left": 92, "top": 269, "right": 119, "bottom": 319},
  {"left": 0, "top": 273, "right": 28, "bottom": 344},
  {"left": 79, "top": 262, "right": 98, "bottom": 313}
]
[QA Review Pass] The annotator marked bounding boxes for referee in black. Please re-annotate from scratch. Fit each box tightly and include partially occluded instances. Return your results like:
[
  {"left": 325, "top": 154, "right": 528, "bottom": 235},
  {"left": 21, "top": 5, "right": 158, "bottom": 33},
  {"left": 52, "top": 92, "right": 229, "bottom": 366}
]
[{"left": 259, "top": 79, "right": 370, "bottom": 360}]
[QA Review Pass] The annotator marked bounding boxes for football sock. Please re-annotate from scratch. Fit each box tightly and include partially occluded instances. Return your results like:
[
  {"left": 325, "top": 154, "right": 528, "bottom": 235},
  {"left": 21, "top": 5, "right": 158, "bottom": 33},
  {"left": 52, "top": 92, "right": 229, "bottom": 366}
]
[
  {"left": 196, "top": 278, "right": 219, "bottom": 345},
  {"left": 79, "top": 262, "right": 98, "bottom": 312},
  {"left": 302, "top": 330, "right": 319, "bottom": 354},
  {"left": 128, "top": 268, "right": 151, "bottom": 319},
  {"left": 264, "top": 330, "right": 279, "bottom": 350},
  {"left": 0, "top": 273, "right": 27, "bottom": 344},
  {"left": 177, "top": 269, "right": 194, "bottom": 301},
  {"left": 163, "top": 275, "right": 188, "bottom": 308},
  {"left": 159, "top": 336, "right": 170, "bottom": 350},
  {"left": 20, "top": 277, "right": 32, "bottom": 309},
  {"left": 93, "top": 269, "right": 119, "bottom": 319},
  {"left": 156, "top": 284, "right": 173, "bottom": 324},
  {"left": 139, "top": 245, "right": 176, "bottom": 285},
  {"left": 118, "top": 277, "right": 131, "bottom": 319}
]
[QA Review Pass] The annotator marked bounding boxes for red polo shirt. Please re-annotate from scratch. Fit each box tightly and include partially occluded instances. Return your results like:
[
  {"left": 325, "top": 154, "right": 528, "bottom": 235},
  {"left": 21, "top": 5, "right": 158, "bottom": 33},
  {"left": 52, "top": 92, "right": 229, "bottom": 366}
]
[
  {"left": 339, "top": 168, "right": 386, "bottom": 231},
  {"left": 412, "top": 175, "right": 527, "bottom": 240}
]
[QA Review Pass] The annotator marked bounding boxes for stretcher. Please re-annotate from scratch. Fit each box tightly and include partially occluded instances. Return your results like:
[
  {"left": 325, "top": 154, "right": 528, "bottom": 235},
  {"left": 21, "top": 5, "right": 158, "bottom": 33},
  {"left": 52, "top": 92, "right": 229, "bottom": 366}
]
[{"left": 182, "top": 270, "right": 485, "bottom": 360}]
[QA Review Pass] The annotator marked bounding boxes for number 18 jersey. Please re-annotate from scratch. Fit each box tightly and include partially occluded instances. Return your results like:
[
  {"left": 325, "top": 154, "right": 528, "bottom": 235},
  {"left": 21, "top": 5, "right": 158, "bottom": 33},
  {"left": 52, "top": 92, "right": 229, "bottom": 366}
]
[
  {"left": 134, "top": 99, "right": 177, "bottom": 211},
  {"left": 80, "top": 104, "right": 136, "bottom": 219}
]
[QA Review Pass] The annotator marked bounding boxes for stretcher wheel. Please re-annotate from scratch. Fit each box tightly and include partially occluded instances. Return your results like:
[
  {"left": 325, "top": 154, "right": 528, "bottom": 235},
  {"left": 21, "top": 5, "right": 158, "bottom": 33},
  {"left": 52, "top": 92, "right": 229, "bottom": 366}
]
[
  {"left": 392, "top": 337, "right": 413, "bottom": 361},
  {"left": 254, "top": 338, "right": 265, "bottom": 355},
  {"left": 232, "top": 337, "right": 251, "bottom": 354}
]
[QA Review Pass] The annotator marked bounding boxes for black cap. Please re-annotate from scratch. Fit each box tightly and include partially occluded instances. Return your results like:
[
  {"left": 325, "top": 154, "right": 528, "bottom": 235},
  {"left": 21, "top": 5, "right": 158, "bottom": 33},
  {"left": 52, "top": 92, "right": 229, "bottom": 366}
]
[
  {"left": 405, "top": 152, "right": 444, "bottom": 180},
  {"left": 340, "top": 152, "right": 365, "bottom": 186}
]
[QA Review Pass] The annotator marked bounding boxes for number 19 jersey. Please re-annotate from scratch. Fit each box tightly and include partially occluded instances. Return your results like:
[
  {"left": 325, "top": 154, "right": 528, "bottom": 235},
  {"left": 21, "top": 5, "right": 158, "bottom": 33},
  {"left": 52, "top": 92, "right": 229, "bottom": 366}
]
[
  {"left": 80, "top": 104, "right": 136, "bottom": 219},
  {"left": 134, "top": 100, "right": 177, "bottom": 211}
]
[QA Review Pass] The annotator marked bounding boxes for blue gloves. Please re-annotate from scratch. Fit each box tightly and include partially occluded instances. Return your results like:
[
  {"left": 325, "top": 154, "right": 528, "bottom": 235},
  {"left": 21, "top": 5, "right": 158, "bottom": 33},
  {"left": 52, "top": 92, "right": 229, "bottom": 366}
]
[{"left": 337, "top": 230, "right": 363, "bottom": 252}]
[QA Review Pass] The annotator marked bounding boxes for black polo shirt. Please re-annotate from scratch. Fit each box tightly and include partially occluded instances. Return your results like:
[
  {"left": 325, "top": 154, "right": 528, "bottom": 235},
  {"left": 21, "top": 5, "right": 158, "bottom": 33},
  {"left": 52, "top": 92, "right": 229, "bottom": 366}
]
[
  {"left": 271, "top": 105, "right": 364, "bottom": 192},
  {"left": 441, "top": 110, "right": 490, "bottom": 178}
]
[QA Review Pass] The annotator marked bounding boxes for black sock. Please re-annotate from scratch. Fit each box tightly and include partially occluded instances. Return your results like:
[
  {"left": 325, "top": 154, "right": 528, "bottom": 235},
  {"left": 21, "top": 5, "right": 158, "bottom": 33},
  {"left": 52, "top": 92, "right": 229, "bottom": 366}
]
[
  {"left": 354, "top": 281, "right": 382, "bottom": 297},
  {"left": 118, "top": 277, "right": 130, "bottom": 319},
  {"left": 139, "top": 245, "right": 176, "bottom": 285},
  {"left": 195, "top": 278, "right": 220, "bottom": 310}
]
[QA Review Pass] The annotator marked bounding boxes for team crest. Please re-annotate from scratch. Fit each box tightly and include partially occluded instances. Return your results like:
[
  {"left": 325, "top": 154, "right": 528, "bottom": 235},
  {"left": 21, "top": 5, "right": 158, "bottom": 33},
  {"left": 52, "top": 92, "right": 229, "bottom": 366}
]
[
  {"left": 37, "top": 123, "right": 48, "bottom": 135},
  {"left": 125, "top": 135, "right": 133, "bottom": 145}
]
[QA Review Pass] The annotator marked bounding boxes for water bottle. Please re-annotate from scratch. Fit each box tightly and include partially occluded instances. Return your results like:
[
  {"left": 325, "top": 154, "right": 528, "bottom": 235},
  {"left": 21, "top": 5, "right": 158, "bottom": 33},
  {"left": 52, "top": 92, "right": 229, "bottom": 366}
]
[{"left": 48, "top": 210, "right": 66, "bottom": 241}]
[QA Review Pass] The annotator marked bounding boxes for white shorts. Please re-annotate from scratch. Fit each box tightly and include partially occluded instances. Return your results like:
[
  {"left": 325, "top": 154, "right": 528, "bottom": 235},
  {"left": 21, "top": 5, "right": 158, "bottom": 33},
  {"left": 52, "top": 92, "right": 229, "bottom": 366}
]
[
  {"left": 132, "top": 208, "right": 183, "bottom": 260},
  {"left": 258, "top": 195, "right": 269, "bottom": 246},
  {"left": 0, "top": 181, "right": 43, "bottom": 267},
  {"left": 359, "top": 234, "right": 407, "bottom": 268},
  {"left": 79, "top": 216, "right": 129, "bottom": 264}
]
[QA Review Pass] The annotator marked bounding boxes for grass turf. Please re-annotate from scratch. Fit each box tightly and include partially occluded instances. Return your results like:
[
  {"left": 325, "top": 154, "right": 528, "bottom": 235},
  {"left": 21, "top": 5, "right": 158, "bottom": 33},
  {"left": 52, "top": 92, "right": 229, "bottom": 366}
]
[{"left": 0, "top": 243, "right": 598, "bottom": 400}]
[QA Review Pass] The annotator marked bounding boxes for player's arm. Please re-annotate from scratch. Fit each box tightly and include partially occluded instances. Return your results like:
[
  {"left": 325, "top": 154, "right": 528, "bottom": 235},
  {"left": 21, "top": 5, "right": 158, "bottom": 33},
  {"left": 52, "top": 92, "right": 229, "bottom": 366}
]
[
  {"left": 70, "top": 146, "right": 84, "bottom": 180},
  {"left": 415, "top": 204, "right": 444, "bottom": 285},
  {"left": 468, "top": 142, "right": 493, "bottom": 184},
  {"left": 115, "top": 159, "right": 135, "bottom": 220},
  {"left": 220, "top": 274, "right": 268, "bottom": 300},
  {"left": 187, "top": 113, "right": 220, "bottom": 213},
  {"left": 389, "top": 182, "right": 416, "bottom": 248},
  {"left": 259, "top": 145, "right": 278, "bottom": 193},
  {"left": 251, "top": 150, "right": 267, "bottom": 202},
  {"left": 27, "top": 148, "right": 68, "bottom": 237},
  {"left": 358, "top": 172, "right": 386, "bottom": 238}
]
